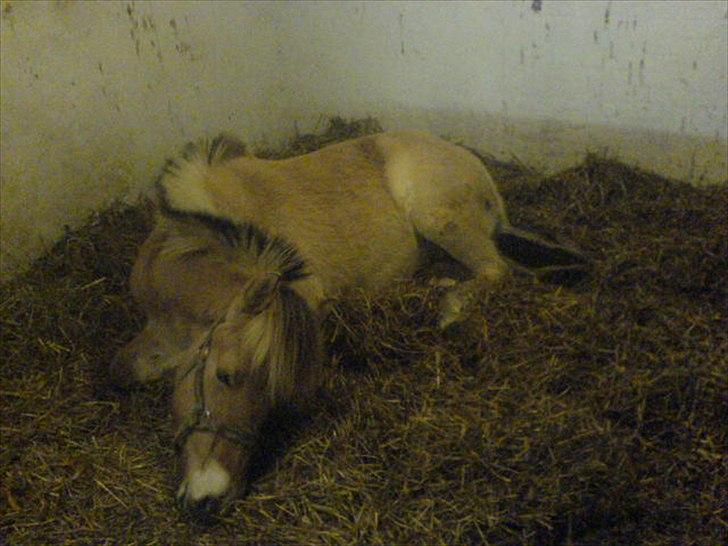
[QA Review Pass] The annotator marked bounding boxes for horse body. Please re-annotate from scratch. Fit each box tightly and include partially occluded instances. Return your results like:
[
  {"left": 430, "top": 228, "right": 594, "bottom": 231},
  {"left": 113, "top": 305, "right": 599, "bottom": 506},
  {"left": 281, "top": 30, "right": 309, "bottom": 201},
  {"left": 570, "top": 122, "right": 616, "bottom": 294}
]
[
  {"left": 159, "top": 130, "right": 508, "bottom": 296},
  {"left": 112, "top": 130, "right": 588, "bottom": 521}
]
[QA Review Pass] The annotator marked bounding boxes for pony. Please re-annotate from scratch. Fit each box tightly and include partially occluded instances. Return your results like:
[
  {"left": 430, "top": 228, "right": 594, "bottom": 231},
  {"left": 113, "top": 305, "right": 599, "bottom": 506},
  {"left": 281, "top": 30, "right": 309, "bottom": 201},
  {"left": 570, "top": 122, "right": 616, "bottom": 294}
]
[{"left": 110, "top": 130, "right": 589, "bottom": 521}]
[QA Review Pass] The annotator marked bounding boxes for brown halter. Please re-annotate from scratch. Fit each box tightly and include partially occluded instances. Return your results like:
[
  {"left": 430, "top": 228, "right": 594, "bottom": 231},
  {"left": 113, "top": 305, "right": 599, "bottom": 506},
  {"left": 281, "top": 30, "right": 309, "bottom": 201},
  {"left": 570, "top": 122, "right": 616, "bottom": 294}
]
[{"left": 173, "top": 322, "right": 258, "bottom": 452}]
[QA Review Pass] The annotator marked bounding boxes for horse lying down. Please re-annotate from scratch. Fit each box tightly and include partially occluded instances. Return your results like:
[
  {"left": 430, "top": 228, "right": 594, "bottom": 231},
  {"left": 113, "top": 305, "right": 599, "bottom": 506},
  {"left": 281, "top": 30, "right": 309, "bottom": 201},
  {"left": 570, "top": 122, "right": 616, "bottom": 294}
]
[{"left": 110, "top": 130, "right": 590, "bottom": 521}]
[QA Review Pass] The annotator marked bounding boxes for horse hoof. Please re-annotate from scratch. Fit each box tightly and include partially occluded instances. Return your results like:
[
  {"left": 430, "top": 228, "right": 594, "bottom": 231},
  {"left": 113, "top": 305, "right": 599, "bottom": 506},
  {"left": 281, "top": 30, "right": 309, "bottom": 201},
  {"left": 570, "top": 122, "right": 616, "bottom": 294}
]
[{"left": 437, "top": 288, "right": 470, "bottom": 330}]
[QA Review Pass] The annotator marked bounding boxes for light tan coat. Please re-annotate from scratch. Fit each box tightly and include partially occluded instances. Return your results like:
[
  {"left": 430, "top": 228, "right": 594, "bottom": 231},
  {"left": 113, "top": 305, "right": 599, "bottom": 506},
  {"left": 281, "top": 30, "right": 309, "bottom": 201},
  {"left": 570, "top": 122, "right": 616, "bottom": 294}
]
[{"left": 112, "top": 130, "right": 588, "bottom": 517}]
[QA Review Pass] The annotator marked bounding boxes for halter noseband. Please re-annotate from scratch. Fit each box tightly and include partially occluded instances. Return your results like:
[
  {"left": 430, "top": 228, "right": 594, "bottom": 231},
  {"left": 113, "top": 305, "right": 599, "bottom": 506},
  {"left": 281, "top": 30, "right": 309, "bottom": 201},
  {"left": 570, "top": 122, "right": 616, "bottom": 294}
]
[{"left": 173, "top": 322, "right": 258, "bottom": 453}]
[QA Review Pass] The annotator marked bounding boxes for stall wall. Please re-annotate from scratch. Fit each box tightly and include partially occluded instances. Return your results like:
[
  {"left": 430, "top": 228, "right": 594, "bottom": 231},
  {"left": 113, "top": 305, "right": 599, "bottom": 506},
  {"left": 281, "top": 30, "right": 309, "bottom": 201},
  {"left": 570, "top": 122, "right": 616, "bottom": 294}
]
[{"left": 1, "top": 0, "right": 726, "bottom": 279}]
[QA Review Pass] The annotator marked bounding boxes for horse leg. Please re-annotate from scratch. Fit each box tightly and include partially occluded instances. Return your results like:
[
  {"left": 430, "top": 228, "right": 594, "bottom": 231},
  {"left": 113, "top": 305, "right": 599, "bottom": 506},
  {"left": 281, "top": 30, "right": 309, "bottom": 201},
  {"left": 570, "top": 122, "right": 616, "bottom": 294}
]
[
  {"left": 109, "top": 318, "right": 184, "bottom": 388},
  {"left": 426, "top": 220, "right": 508, "bottom": 330},
  {"left": 380, "top": 134, "right": 512, "bottom": 328},
  {"left": 408, "top": 188, "right": 509, "bottom": 329}
]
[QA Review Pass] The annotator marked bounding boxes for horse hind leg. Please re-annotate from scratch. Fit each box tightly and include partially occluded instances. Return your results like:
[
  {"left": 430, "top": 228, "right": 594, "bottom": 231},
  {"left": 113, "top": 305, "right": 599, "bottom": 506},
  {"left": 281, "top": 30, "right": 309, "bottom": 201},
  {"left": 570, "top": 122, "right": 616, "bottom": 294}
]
[
  {"left": 414, "top": 201, "right": 592, "bottom": 328},
  {"left": 412, "top": 196, "right": 591, "bottom": 329},
  {"left": 408, "top": 191, "right": 510, "bottom": 330},
  {"left": 431, "top": 231, "right": 508, "bottom": 330}
]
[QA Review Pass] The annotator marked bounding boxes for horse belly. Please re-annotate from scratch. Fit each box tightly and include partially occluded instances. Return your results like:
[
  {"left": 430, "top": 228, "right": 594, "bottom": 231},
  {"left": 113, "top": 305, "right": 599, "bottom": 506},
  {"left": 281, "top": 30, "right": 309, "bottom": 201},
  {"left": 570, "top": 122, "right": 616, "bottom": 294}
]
[{"left": 344, "top": 218, "right": 420, "bottom": 292}]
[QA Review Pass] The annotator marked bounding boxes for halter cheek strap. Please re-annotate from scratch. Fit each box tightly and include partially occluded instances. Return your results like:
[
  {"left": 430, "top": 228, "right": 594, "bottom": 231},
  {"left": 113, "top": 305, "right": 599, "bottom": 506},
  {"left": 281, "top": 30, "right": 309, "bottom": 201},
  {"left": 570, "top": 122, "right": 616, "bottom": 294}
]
[{"left": 174, "top": 322, "right": 258, "bottom": 453}]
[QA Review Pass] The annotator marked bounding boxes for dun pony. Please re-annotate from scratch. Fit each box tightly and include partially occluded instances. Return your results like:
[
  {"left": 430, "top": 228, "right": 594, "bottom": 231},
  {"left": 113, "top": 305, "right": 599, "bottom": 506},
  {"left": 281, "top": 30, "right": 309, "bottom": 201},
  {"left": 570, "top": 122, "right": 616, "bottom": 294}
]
[{"left": 111, "top": 130, "right": 589, "bottom": 521}]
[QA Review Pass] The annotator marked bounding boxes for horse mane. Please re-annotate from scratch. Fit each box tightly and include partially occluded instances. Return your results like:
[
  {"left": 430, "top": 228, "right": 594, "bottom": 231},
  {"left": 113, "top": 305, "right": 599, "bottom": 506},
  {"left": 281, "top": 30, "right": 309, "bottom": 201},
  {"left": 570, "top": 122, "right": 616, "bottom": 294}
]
[
  {"left": 158, "top": 211, "right": 318, "bottom": 403},
  {"left": 155, "top": 133, "right": 246, "bottom": 224},
  {"left": 155, "top": 133, "right": 307, "bottom": 282},
  {"left": 238, "top": 284, "right": 321, "bottom": 403},
  {"left": 155, "top": 134, "right": 318, "bottom": 403}
]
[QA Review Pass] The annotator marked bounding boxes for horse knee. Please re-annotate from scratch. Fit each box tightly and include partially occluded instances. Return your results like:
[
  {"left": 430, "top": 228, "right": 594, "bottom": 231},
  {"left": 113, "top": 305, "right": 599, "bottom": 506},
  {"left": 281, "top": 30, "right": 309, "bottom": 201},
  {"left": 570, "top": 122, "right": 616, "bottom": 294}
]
[{"left": 477, "top": 259, "right": 508, "bottom": 284}]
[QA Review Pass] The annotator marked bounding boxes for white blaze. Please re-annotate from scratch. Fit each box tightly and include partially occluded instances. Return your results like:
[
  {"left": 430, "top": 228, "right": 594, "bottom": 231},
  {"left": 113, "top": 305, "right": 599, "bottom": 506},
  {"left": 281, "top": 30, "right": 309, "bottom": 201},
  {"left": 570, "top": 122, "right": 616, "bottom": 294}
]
[{"left": 183, "top": 459, "right": 231, "bottom": 501}]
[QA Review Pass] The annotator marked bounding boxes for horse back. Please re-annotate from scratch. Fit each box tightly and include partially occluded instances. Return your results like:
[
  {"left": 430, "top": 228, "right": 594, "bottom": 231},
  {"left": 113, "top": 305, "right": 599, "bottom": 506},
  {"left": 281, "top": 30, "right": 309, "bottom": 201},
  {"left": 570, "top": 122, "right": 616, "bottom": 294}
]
[
  {"left": 204, "top": 136, "right": 422, "bottom": 294},
  {"left": 154, "top": 130, "right": 502, "bottom": 296}
]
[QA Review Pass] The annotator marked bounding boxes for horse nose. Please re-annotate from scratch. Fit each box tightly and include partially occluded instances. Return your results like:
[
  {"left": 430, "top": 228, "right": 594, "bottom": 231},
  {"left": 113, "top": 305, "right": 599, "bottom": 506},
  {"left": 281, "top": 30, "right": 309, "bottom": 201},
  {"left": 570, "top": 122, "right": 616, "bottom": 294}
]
[
  {"left": 176, "top": 460, "right": 233, "bottom": 523},
  {"left": 186, "top": 495, "right": 222, "bottom": 524}
]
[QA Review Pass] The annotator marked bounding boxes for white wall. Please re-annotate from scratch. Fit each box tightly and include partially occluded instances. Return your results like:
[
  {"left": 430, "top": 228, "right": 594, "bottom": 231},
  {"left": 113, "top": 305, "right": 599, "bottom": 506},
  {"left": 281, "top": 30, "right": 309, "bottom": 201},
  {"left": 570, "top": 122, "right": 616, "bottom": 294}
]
[
  {"left": 1, "top": 0, "right": 292, "bottom": 278},
  {"left": 275, "top": 1, "right": 727, "bottom": 138},
  {"left": 271, "top": 0, "right": 727, "bottom": 181},
  {"left": 1, "top": 0, "right": 726, "bottom": 279}
]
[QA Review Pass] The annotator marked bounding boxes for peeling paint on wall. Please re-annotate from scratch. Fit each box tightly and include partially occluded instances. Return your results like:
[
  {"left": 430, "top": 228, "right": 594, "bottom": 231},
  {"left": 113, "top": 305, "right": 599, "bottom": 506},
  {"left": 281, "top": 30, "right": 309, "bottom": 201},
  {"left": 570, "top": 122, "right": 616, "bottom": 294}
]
[
  {"left": 0, "top": 0, "right": 292, "bottom": 279},
  {"left": 604, "top": 1, "right": 611, "bottom": 26},
  {"left": 125, "top": 2, "right": 164, "bottom": 62},
  {"left": 398, "top": 11, "right": 405, "bottom": 56}
]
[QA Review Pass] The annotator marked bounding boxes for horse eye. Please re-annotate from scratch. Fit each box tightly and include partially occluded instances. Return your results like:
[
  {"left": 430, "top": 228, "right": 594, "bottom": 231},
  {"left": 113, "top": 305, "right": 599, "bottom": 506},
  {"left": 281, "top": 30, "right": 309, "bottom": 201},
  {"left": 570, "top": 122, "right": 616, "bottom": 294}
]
[{"left": 216, "top": 369, "right": 233, "bottom": 387}]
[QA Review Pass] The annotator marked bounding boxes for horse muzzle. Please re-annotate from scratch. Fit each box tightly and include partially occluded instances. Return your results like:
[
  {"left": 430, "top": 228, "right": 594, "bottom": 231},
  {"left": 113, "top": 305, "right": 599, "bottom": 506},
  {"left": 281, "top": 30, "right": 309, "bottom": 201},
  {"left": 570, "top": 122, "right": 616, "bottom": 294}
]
[
  {"left": 179, "top": 491, "right": 223, "bottom": 524},
  {"left": 176, "top": 459, "right": 239, "bottom": 523}
]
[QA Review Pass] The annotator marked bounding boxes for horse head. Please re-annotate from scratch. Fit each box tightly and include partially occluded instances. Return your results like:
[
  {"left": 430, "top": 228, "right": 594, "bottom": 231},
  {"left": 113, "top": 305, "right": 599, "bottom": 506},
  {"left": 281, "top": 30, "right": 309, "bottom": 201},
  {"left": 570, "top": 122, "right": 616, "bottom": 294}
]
[{"left": 171, "top": 230, "right": 323, "bottom": 521}]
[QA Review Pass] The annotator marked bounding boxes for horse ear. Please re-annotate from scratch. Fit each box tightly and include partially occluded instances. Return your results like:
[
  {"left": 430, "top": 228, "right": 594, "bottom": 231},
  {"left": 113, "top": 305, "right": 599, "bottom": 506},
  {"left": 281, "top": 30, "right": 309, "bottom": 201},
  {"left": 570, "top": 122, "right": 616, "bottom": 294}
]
[{"left": 226, "top": 273, "right": 281, "bottom": 320}]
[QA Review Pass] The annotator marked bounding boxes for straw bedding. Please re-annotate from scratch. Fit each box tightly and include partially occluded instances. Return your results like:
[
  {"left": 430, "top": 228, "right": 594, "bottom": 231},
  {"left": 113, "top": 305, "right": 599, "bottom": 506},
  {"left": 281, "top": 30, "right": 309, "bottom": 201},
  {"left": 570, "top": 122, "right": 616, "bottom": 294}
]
[{"left": 1, "top": 118, "right": 726, "bottom": 545}]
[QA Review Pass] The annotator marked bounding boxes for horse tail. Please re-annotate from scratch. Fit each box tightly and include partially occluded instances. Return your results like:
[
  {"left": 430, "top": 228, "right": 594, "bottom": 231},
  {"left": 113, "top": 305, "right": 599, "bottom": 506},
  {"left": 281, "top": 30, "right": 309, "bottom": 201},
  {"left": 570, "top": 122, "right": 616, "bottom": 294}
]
[
  {"left": 155, "top": 133, "right": 246, "bottom": 224},
  {"left": 495, "top": 221, "right": 592, "bottom": 285}
]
